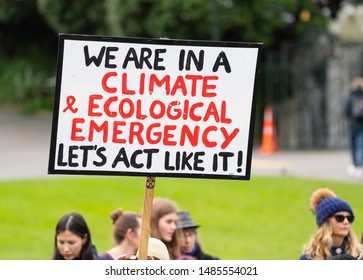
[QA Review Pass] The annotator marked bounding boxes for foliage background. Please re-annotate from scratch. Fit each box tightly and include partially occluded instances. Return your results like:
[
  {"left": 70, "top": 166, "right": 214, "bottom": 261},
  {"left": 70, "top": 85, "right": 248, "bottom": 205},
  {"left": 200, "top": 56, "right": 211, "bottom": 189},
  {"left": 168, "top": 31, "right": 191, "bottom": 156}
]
[{"left": 0, "top": 0, "right": 330, "bottom": 113}]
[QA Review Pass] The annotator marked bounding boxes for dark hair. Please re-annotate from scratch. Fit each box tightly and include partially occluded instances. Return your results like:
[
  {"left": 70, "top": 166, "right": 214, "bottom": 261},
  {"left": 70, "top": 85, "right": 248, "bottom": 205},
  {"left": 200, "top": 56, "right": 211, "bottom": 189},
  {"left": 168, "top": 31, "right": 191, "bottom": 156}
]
[
  {"left": 110, "top": 208, "right": 141, "bottom": 244},
  {"left": 53, "top": 212, "right": 95, "bottom": 260}
]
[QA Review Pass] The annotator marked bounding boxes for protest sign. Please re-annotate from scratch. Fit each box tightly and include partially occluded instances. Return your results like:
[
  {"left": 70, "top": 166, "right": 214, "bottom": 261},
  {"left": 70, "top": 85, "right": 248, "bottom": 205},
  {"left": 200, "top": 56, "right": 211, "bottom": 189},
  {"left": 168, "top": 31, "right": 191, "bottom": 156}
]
[{"left": 48, "top": 34, "right": 262, "bottom": 180}]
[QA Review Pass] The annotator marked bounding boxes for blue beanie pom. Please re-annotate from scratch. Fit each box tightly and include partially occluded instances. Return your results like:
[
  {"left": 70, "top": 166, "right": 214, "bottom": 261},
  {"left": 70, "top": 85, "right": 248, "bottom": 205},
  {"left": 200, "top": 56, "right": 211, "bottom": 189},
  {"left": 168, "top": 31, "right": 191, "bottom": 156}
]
[{"left": 316, "top": 197, "right": 354, "bottom": 227}]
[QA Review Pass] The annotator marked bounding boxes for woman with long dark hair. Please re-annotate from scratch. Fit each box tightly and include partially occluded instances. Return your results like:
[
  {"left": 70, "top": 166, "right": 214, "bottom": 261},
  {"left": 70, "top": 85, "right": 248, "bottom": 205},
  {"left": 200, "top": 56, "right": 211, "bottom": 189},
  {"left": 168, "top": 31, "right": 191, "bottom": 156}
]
[{"left": 53, "top": 212, "right": 96, "bottom": 260}]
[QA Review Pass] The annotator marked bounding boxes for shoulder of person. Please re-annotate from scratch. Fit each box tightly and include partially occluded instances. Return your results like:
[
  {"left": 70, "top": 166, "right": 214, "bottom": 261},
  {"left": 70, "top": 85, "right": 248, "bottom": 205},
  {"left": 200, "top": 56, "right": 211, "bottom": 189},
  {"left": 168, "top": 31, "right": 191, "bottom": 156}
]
[
  {"left": 92, "top": 245, "right": 100, "bottom": 260},
  {"left": 197, "top": 248, "right": 219, "bottom": 260},
  {"left": 206, "top": 254, "right": 220, "bottom": 260},
  {"left": 351, "top": 88, "right": 363, "bottom": 96},
  {"left": 98, "top": 252, "right": 114, "bottom": 260}
]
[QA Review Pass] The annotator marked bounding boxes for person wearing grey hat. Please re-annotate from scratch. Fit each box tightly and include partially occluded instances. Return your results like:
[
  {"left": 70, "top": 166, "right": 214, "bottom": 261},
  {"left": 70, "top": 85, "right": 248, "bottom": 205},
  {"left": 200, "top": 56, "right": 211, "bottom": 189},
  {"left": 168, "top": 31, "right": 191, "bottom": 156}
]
[
  {"left": 299, "top": 188, "right": 362, "bottom": 260},
  {"left": 176, "top": 211, "right": 219, "bottom": 260}
]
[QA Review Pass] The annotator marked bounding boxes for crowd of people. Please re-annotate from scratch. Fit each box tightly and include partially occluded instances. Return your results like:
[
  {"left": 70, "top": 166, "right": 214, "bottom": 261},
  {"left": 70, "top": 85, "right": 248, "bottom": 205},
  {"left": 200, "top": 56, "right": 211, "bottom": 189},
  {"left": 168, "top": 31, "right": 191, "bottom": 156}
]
[
  {"left": 52, "top": 197, "right": 219, "bottom": 260},
  {"left": 52, "top": 188, "right": 363, "bottom": 260}
]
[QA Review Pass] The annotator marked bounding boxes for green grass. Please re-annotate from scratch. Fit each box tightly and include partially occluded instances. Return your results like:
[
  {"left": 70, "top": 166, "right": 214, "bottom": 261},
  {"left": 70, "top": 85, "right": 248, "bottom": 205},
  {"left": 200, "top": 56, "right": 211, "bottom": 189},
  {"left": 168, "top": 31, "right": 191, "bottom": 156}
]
[{"left": 0, "top": 175, "right": 362, "bottom": 260}]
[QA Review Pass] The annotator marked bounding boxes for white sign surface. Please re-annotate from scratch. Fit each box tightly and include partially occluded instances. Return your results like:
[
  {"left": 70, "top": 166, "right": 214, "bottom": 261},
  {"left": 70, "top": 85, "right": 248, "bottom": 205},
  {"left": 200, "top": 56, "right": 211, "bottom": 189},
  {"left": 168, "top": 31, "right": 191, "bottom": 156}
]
[{"left": 49, "top": 34, "right": 262, "bottom": 180}]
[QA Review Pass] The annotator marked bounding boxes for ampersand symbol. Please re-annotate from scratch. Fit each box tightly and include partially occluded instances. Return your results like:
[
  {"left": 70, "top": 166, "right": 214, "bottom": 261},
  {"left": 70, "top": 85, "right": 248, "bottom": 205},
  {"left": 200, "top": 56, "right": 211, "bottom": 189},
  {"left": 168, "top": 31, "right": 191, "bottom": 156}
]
[{"left": 63, "top": 95, "right": 78, "bottom": 113}]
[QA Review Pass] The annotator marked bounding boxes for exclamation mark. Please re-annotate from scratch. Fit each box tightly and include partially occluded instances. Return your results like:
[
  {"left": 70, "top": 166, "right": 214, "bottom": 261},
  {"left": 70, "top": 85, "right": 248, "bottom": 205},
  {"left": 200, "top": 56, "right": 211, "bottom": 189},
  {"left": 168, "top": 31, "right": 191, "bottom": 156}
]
[{"left": 237, "top": 151, "right": 243, "bottom": 173}]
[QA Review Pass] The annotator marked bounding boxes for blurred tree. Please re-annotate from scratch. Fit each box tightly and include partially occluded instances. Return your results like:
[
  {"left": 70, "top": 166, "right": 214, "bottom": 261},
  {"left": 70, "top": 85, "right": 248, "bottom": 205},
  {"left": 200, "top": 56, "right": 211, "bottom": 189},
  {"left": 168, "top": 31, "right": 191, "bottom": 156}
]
[
  {"left": 34, "top": 0, "right": 329, "bottom": 48},
  {"left": 37, "top": 0, "right": 108, "bottom": 35},
  {"left": 0, "top": 0, "right": 57, "bottom": 56},
  {"left": 0, "top": 0, "right": 57, "bottom": 109},
  {"left": 0, "top": 0, "right": 34, "bottom": 23},
  {"left": 0, "top": 0, "right": 340, "bottom": 111}
]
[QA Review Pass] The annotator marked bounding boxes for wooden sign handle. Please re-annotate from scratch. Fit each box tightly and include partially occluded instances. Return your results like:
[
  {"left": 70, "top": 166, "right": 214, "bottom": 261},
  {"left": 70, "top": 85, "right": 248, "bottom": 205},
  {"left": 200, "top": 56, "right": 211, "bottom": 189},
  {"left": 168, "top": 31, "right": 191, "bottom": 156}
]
[{"left": 138, "top": 176, "right": 155, "bottom": 260}]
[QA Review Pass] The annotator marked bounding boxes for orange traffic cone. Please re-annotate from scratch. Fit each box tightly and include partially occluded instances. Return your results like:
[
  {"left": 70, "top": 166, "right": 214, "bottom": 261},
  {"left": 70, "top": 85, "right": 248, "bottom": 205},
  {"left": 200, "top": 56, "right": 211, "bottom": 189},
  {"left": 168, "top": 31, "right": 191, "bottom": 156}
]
[{"left": 258, "top": 105, "right": 279, "bottom": 155}]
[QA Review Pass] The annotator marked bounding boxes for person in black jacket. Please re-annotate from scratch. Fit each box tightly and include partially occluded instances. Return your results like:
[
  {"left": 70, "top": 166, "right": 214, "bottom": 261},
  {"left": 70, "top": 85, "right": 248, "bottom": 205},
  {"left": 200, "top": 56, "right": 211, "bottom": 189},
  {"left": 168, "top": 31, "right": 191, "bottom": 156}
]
[
  {"left": 176, "top": 210, "right": 219, "bottom": 260},
  {"left": 344, "top": 77, "right": 363, "bottom": 178}
]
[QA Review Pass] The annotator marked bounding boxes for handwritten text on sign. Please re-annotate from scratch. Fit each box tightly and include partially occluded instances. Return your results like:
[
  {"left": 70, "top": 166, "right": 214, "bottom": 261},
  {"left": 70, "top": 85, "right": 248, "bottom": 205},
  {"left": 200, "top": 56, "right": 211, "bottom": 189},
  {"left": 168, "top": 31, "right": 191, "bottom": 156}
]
[{"left": 49, "top": 35, "right": 261, "bottom": 179}]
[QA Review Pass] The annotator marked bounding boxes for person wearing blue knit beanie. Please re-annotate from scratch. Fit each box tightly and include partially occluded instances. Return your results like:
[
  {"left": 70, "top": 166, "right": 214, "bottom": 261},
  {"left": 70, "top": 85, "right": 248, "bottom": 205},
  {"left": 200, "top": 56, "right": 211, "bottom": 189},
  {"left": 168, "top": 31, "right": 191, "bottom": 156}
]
[{"left": 299, "top": 188, "right": 362, "bottom": 260}]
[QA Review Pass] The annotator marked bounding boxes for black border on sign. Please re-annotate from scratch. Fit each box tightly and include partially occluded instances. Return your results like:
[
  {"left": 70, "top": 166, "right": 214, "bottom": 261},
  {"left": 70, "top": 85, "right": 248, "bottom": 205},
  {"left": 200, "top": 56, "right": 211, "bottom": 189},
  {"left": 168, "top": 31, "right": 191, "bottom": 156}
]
[{"left": 48, "top": 33, "right": 263, "bottom": 180}]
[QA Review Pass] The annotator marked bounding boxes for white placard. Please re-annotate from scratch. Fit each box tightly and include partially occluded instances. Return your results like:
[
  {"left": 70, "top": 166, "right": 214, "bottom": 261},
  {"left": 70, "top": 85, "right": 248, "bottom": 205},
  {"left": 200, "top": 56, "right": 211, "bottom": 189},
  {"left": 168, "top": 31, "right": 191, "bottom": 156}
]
[{"left": 48, "top": 34, "right": 262, "bottom": 180}]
